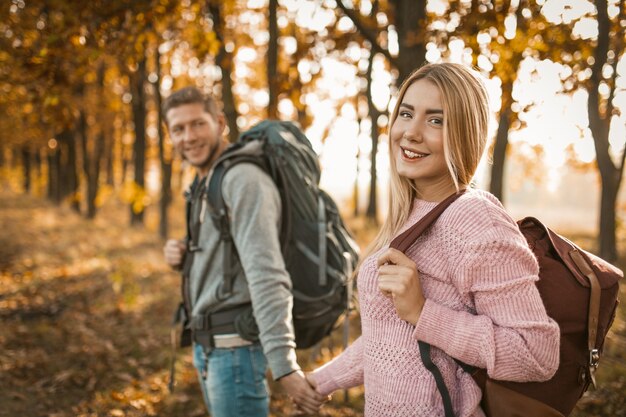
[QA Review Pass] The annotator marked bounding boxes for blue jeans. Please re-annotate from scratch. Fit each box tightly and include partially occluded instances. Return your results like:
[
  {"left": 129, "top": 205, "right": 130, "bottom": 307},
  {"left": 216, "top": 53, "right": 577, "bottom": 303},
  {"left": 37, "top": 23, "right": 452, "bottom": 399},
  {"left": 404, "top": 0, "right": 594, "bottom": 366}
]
[{"left": 193, "top": 343, "right": 270, "bottom": 417}]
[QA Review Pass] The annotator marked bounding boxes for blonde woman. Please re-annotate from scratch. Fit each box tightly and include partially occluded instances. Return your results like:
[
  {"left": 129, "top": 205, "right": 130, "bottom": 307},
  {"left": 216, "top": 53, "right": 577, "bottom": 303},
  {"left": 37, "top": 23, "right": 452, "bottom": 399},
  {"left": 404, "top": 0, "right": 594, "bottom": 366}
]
[{"left": 307, "top": 63, "right": 560, "bottom": 417}]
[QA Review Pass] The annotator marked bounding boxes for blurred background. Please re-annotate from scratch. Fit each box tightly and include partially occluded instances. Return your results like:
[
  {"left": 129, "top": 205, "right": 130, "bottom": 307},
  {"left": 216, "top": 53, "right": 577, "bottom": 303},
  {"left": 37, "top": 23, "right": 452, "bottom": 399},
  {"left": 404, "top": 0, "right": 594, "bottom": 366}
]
[{"left": 0, "top": 0, "right": 625, "bottom": 416}]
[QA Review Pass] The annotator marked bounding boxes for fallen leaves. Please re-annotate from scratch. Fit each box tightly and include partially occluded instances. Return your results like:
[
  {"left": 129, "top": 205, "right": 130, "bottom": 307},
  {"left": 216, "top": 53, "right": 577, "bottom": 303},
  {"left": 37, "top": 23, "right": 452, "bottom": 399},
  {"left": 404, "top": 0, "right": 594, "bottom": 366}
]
[{"left": 1, "top": 189, "right": 624, "bottom": 417}]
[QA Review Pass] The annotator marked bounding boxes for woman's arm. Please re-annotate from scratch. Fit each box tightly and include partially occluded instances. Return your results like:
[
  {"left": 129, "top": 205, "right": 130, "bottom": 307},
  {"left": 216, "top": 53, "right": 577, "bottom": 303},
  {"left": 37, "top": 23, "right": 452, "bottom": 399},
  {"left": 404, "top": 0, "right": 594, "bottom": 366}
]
[
  {"left": 309, "top": 336, "right": 365, "bottom": 396},
  {"left": 414, "top": 225, "right": 560, "bottom": 382}
]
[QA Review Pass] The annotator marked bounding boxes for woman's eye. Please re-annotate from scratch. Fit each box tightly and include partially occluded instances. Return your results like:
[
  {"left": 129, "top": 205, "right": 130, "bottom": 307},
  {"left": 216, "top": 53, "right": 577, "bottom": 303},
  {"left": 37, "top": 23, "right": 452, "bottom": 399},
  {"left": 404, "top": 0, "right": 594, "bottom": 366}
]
[
  {"left": 430, "top": 118, "right": 443, "bottom": 126},
  {"left": 399, "top": 111, "right": 412, "bottom": 118}
]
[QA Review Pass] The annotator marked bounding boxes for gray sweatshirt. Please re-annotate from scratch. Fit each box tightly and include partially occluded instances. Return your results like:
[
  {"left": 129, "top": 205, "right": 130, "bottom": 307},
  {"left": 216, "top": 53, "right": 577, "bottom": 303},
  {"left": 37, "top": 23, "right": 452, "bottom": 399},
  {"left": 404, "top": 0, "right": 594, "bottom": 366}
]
[{"left": 188, "top": 162, "right": 299, "bottom": 379}]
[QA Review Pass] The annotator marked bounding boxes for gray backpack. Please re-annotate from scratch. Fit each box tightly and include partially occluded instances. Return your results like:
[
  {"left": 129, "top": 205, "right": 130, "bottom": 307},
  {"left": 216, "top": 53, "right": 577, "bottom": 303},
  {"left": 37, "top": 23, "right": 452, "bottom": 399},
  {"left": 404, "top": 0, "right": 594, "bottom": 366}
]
[{"left": 204, "top": 120, "right": 359, "bottom": 348}]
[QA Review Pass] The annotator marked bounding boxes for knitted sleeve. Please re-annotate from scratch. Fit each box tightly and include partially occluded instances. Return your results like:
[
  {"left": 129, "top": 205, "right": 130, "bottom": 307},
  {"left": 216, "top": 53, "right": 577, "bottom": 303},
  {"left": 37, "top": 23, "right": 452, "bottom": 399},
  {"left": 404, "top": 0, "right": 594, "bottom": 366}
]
[
  {"left": 309, "top": 336, "right": 365, "bottom": 395},
  {"left": 413, "top": 210, "right": 560, "bottom": 383}
]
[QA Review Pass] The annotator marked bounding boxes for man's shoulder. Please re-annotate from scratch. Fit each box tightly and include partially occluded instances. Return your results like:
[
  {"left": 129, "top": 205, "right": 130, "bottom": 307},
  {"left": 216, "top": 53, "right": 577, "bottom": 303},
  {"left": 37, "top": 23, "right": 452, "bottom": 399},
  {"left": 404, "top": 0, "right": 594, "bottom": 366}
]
[
  {"left": 219, "top": 161, "right": 280, "bottom": 206},
  {"left": 221, "top": 161, "right": 273, "bottom": 187}
]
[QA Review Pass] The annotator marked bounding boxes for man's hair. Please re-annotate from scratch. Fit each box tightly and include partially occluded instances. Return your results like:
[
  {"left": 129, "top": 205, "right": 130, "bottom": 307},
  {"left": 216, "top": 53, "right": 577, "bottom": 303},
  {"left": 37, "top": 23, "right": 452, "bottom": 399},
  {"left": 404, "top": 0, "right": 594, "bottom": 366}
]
[{"left": 161, "top": 86, "right": 220, "bottom": 122}]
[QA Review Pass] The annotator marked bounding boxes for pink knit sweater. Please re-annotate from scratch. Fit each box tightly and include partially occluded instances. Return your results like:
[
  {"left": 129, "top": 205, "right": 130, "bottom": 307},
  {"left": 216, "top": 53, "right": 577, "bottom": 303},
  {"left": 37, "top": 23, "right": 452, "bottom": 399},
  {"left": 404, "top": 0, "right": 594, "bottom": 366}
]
[{"left": 311, "top": 190, "right": 560, "bottom": 417}]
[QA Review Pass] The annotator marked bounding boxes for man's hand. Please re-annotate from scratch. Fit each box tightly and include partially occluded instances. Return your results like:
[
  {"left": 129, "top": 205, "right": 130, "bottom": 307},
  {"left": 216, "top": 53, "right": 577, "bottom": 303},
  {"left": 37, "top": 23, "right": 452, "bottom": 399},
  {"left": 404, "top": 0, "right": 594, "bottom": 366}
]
[
  {"left": 164, "top": 239, "right": 186, "bottom": 269},
  {"left": 377, "top": 248, "right": 425, "bottom": 325},
  {"left": 279, "top": 370, "right": 328, "bottom": 415}
]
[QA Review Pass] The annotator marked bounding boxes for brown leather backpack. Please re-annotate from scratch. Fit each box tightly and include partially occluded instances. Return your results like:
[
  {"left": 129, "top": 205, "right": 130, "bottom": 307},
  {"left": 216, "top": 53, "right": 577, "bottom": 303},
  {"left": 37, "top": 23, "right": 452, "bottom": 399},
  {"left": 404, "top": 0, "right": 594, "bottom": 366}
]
[{"left": 390, "top": 192, "right": 623, "bottom": 417}]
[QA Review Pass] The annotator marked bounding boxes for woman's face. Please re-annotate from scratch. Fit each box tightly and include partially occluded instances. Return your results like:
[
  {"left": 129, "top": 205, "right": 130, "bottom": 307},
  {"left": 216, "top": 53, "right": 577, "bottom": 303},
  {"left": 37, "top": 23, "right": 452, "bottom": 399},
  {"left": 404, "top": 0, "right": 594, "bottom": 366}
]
[{"left": 389, "top": 79, "right": 454, "bottom": 199}]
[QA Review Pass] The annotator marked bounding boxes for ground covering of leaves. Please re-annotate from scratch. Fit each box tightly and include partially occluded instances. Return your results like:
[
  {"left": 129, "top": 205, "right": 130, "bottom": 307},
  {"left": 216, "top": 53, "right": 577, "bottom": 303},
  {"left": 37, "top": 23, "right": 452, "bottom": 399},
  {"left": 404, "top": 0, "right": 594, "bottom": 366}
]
[
  {"left": 0, "top": 190, "right": 363, "bottom": 417},
  {"left": 0, "top": 189, "right": 624, "bottom": 417}
]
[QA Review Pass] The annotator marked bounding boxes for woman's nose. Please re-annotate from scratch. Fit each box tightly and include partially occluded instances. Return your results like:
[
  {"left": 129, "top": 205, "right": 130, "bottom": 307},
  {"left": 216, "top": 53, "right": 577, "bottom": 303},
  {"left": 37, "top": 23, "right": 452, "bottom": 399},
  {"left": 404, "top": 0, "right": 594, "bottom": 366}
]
[{"left": 402, "top": 129, "right": 422, "bottom": 142}]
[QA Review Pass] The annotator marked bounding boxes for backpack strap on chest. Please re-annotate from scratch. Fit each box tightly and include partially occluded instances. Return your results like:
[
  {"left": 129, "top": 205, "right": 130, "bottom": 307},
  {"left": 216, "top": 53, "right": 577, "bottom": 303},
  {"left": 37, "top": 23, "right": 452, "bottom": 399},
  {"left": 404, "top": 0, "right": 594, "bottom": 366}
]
[
  {"left": 205, "top": 155, "right": 270, "bottom": 300},
  {"left": 389, "top": 190, "right": 466, "bottom": 417}
]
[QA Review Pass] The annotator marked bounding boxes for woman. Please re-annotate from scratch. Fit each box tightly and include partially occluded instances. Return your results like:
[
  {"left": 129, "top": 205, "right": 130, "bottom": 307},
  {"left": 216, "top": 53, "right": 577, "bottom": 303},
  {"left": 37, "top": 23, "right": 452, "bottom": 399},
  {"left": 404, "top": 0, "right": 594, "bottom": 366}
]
[{"left": 307, "top": 63, "right": 560, "bottom": 417}]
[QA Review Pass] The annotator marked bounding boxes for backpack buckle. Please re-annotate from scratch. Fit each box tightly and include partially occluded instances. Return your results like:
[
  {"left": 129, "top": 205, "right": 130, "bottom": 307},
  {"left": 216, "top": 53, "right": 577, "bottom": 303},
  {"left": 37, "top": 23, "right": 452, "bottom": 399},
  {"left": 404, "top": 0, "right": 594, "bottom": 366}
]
[
  {"left": 188, "top": 244, "right": 202, "bottom": 252},
  {"left": 589, "top": 348, "right": 600, "bottom": 368}
]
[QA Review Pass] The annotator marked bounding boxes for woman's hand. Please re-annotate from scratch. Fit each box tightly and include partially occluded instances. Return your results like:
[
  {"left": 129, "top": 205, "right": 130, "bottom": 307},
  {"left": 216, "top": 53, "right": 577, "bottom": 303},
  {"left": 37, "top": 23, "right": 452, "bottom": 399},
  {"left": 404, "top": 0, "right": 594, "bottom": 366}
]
[
  {"left": 279, "top": 370, "right": 327, "bottom": 415},
  {"left": 377, "top": 248, "right": 425, "bottom": 325}
]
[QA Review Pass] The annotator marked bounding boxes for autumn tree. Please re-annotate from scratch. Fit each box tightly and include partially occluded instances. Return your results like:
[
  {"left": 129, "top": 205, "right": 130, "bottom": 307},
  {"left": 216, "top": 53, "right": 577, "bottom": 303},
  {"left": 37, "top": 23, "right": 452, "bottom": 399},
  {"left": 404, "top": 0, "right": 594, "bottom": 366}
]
[
  {"left": 587, "top": 0, "right": 625, "bottom": 261},
  {"left": 436, "top": 0, "right": 584, "bottom": 203},
  {"left": 268, "top": 0, "right": 279, "bottom": 119},
  {"left": 206, "top": 0, "right": 240, "bottom": 142},
  {"left": 329, "top": 1, "right": 429, "bottom": 219}
]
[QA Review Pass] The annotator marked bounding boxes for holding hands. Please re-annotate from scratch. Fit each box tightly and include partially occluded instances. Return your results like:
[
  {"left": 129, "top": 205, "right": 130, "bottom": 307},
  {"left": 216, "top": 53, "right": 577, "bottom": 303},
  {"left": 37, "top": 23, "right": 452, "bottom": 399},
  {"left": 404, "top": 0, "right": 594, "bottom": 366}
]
[
  {"left": 279, "top": 370, "right": 329, "bottom": 415},
  {"left": 377, "top": 248, "right": 425, "bottom": 325}
]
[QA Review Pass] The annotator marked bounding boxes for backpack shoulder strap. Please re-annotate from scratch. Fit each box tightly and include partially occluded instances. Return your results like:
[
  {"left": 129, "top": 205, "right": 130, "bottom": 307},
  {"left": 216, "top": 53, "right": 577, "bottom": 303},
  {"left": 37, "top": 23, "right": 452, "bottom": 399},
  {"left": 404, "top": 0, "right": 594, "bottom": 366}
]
[
  {"left": 389, "top": 189, "right": 466, "bottom": 252},
  {"left": 419, "top": 342, "right": 456, "bottom": 417},
  {"left": 205, "top": 154, "right": 269, "bottom": 300},
  {"left": 389, "top": 189, "right": 466, "bottom": 417}
]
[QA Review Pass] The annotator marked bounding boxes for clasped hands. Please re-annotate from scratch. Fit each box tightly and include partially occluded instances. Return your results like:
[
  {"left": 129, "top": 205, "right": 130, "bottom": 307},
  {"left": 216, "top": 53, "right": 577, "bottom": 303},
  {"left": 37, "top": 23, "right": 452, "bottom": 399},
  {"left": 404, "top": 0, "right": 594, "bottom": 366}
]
[
  {"left": 279, "top": 248, "right": 423, "bottom": 415},
  {"left": 377, "top": 248, "right": 425, "bottom": 325},
  {"left": 279, "top": 370, "right": 329, "bottom": 415}
]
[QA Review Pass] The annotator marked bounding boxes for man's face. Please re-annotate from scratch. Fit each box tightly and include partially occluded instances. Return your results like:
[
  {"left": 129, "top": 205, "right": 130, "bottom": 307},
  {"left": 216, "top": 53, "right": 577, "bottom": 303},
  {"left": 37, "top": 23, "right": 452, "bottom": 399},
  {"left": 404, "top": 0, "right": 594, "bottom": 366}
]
[{"left": 166, "top": 103, "right": 225, "bottom": 174}]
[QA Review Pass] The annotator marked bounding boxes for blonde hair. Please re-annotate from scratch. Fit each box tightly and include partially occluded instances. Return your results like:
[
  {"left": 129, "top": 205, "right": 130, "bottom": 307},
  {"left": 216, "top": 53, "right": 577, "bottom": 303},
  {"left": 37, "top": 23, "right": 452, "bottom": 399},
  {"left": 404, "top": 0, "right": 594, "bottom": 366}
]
[{"left": 362, "top": 63, "right": 490, "bottom": 260}]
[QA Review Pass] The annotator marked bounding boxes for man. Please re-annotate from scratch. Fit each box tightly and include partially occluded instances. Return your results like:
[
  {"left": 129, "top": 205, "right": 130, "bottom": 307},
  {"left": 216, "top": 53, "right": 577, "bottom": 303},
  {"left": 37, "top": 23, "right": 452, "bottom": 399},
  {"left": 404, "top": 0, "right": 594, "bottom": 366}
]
[{"left": 162, "top": 87, "right": 326, "bottom": 416}]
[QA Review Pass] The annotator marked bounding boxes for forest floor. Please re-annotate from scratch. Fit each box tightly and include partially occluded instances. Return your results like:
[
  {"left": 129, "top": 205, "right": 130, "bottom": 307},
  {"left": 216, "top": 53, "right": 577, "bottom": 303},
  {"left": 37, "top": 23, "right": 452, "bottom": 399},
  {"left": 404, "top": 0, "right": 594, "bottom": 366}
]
[{"left": 0, "top": 188, "right": 625, "bottom": 417}]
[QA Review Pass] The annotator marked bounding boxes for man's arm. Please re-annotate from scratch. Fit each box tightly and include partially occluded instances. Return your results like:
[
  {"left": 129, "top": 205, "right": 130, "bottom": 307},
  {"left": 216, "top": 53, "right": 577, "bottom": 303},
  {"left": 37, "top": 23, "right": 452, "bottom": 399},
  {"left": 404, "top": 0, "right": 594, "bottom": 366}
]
[{"left": 222, "top": 163, "right": 326, "bottom": 410}]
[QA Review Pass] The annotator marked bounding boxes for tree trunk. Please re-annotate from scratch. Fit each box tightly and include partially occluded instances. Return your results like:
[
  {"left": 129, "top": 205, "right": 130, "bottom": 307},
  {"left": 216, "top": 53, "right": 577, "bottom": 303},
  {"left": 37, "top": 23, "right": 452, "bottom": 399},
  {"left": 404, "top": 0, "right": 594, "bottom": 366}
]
[
  {"left": 78, "top": 108, "right": 95, "bottom": 217},
  {"left": 366, "top": 53, "right": 380, "bottom": 222},
  {"left": 598, "top": 173, "right": 619, "bottom": 261},
  {"left": 69, "top": 133, "right": 80, "bottom": 213},
  {"left": 106, "top": 123, "right": 115, "bottom": 186},
  {"left": 80, "top": 104, "right": 103, "bottom": 220},
  {"left": 208, "top": 0, "right": 239, "bottom": 143},
  {"left": 154, "top": 45, "right": 172, "bottom": 239},
  {"left": 83, "top": 63, "right": 106, "bottom": 219},
  {"left": 489, "top": 108, "right": 510, "bottom": 202},
  {"left": 21, "top": 145, "right": 31, "bottom": 193},
  {"left": 489, "top": 81, "right": 513, "bottom": 203},
  {"left": 122, "top": 142, "right": 129, "bottom": 186},
  {"left": 86, "top": 131, "right": 104, "bottom": 219},
  {"left": 392, "top": 0, "right": 427, "bottom": 84},
  {"left": 106, "top": 143, "right": 114, "bottom": 186},
  {"left": 267, "top": 0, "right": 279, "bottom": 119},
  {"left": 130, "top": 55, "right": 147, "bottom": 226},
  {"left": 588, "top": 0, "right": 621, "bottom": 261},
  {"left": 47, "top": 143, "right": 61, "bottom": 204},
  {"left": 34, "top": 147, "right": 42, "bottom": 195},
  {"left": 59, "top": 128, "right": 80, "bottom": 213}
]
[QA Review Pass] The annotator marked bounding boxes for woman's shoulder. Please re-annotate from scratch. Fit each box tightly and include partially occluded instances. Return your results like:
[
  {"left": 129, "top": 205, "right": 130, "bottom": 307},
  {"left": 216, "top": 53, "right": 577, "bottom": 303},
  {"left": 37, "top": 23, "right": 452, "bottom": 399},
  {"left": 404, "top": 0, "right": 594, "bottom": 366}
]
[
  {"left": 441, "top": 188, "right": 519, "bottom": 236},
  {"left": 457, "top": 188, "right": 504, "bottom": 209}
]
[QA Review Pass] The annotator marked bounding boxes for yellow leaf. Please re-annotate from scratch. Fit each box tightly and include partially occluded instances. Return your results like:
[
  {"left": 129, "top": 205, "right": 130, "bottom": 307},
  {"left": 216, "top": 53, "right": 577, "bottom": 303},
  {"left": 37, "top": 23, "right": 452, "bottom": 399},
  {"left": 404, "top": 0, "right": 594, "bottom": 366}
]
[{"left": 110, "top": 391, "right": 125, "bottom": 401}]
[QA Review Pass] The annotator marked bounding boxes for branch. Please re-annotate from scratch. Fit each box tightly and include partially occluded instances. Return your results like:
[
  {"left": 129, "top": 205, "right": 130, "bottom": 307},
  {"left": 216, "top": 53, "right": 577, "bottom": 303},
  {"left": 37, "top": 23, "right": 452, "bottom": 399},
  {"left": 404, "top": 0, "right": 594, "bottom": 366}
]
[{"left": 334, "top": 0, "right": 397, "bottom": 67}]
